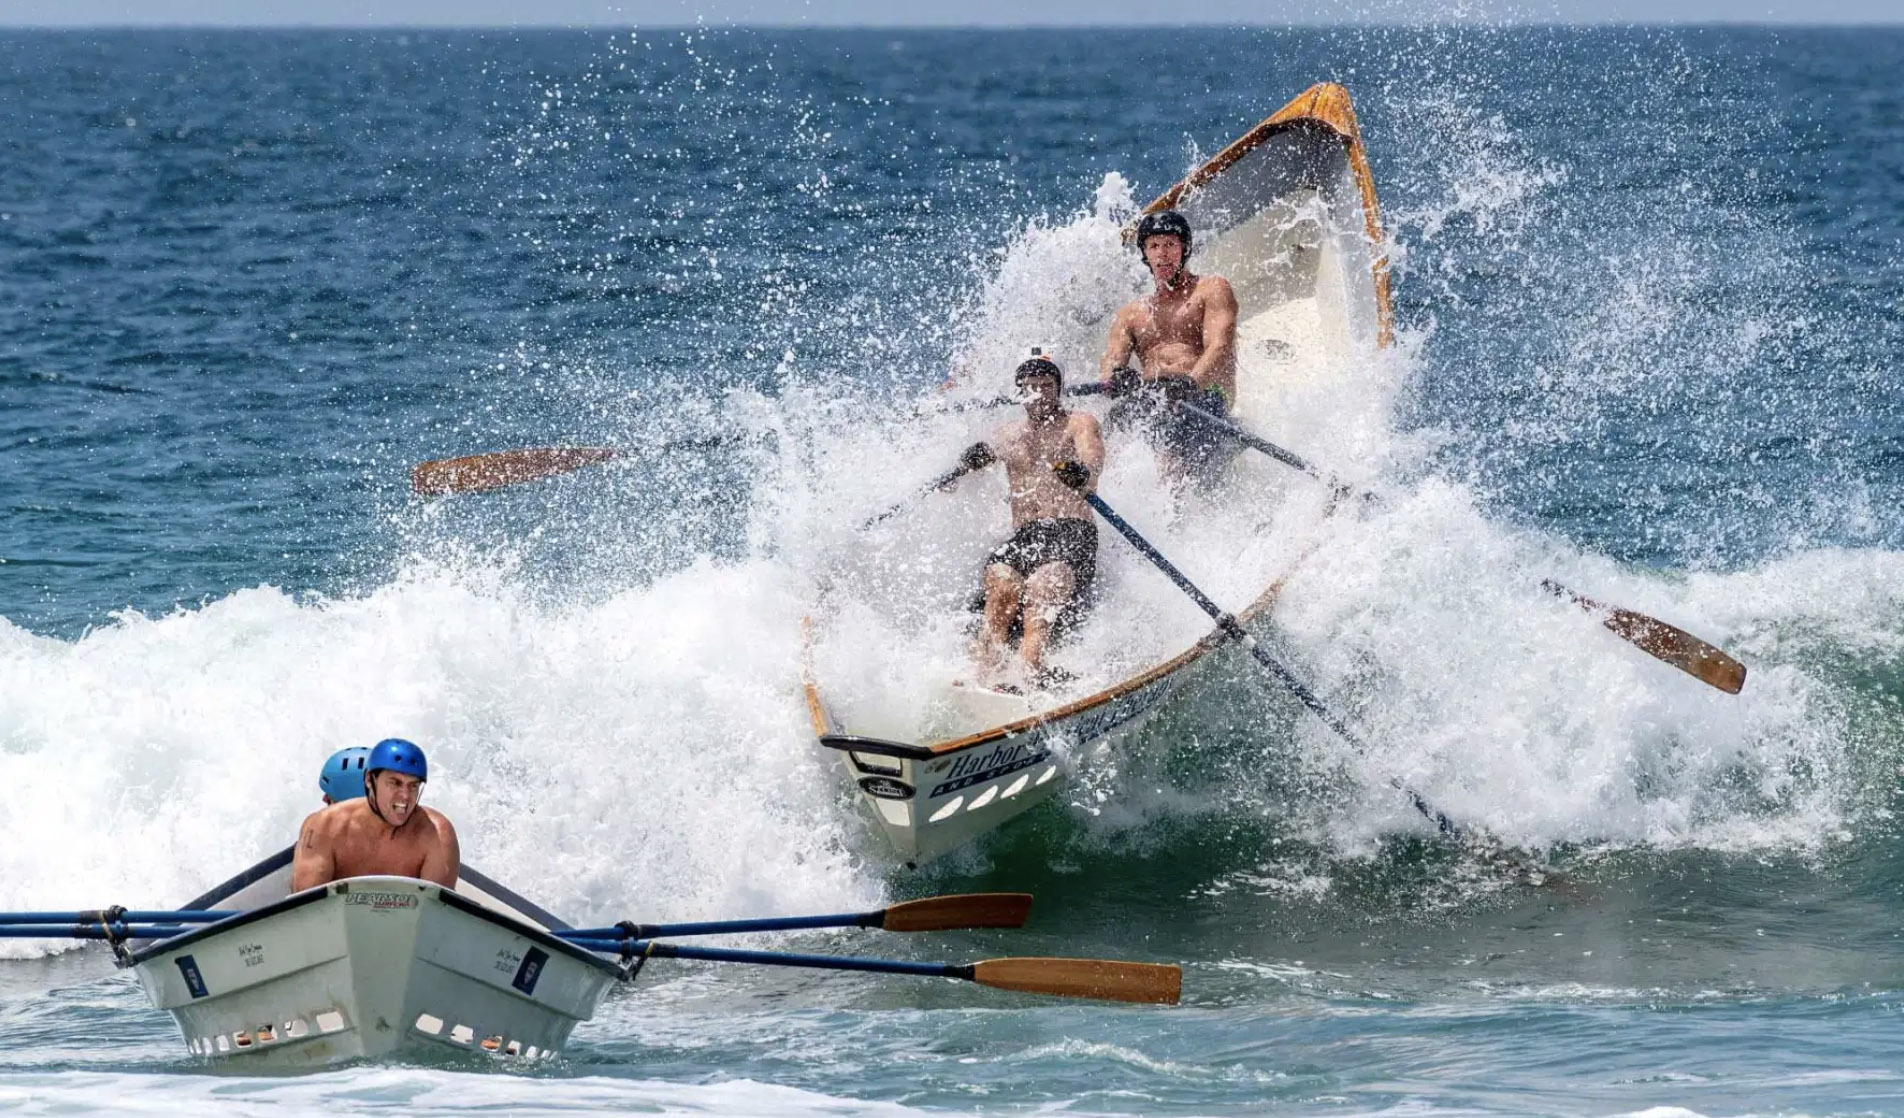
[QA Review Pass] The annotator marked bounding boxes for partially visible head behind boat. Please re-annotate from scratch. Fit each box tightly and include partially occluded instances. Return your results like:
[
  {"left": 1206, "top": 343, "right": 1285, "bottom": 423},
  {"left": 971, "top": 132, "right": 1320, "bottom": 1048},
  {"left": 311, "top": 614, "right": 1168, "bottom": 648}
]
[
  {"left": 318, "top": 746, "right": 371, "bottom": 805},
  {"left": 364, "top": 737, "right": 428, "bottom": 826}
]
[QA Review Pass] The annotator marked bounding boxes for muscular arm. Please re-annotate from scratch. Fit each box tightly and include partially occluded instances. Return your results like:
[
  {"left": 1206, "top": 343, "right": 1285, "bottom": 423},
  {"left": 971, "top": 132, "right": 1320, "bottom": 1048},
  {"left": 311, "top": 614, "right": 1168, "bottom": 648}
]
[
  {"left": 290, "top": 811, "right": 337, "bottom": 893},
  {"left": 1187, "top": 278, "right": 1238, "bottom": 389},
  {"left": 1072, "top": 414, "right": 1106, "bottom": 494},
  {"left": 419, "top": 810, "right": 461, "bottom": 889},
  {"left": 1099, "top": 304, "right": 1138, "bottom": 379}
]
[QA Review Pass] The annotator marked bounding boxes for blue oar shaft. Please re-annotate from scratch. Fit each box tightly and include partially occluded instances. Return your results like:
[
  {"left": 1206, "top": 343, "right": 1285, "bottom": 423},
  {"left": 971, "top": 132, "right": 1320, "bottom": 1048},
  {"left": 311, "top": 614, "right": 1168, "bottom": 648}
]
[
  {"left": 1081, "top": 491, "right": 1457, "bottom": 837},
  {"left": 561, "top": 909, "right": 882, "bottom": 941},
  {"left": 0, "top": 923, "right": 195, "bottom": 939},
  {"left": 567, "top": 938, "right": 968, "bottom": 979},
  {"left": 0, "top": 910, "right": 236, "bottom": 926}
]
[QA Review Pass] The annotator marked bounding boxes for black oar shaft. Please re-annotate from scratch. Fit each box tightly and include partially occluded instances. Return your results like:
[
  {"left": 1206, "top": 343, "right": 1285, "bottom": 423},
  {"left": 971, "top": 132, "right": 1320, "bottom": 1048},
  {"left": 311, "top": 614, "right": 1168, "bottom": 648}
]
[
  {"left": 564, "top": 908, "right": 884, "bottom": 941},
  {"left": 1081, "top": 491, "right": 1457, "bottom": 836},
  {"left": 569, "top": 938, "right": 969, "bottom": 980},
  {"left": 858, "top": 464, "right": 974, "bottom": 531},
  {"left": 1176, "top": 402, "right": 1321, "bottom": 479}
]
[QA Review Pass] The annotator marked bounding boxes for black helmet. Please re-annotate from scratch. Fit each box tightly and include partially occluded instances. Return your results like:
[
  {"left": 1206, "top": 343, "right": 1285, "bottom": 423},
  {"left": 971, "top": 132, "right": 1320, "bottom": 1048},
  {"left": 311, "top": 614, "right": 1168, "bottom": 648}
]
[
  {"left": 1134, "top": 209, "right": 1193, "bottom": 260},
  {"left": 1014, "top": 350, "right": 1063, "bottom": 390}
]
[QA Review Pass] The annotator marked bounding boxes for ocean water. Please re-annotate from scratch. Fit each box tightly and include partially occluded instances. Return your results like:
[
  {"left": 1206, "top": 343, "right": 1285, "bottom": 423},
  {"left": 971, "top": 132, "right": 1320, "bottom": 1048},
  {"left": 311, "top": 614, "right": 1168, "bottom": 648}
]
[{"left": 3, "top": 24, "right": 1904, "bottom": 1116}]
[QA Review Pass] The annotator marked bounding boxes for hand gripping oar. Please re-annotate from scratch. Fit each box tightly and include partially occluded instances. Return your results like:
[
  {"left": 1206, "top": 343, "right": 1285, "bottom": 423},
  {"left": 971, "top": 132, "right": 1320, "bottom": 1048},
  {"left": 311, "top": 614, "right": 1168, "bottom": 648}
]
[
  {"left": 562, "top": 940, "right": 1180, "bottom": 1005},
  {"left": 1173, "top": 402, "right": 1747, "bottom": 695},
  {"left": 1068, "top": 482, "right": 1461, "bottom": 837},
  {"left": 857, "top": 445, "right": 997, "bottom": 531},
  {"left": 560, "top": 892, "right": 1032, "bottom": 941}
]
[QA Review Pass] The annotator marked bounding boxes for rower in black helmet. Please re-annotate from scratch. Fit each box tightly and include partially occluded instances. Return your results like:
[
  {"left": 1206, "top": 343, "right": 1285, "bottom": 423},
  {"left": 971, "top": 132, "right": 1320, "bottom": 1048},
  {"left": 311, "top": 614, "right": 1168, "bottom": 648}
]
[{"left": 1098, "top": 209, "right": 1240, "bottom": 481}]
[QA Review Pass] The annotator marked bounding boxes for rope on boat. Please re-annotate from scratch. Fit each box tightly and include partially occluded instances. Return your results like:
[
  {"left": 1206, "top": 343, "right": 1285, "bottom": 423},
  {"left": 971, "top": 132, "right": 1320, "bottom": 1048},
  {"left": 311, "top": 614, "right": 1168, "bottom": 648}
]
[{"left": 94, "top": 905, "right": 135, "bottom": 965}]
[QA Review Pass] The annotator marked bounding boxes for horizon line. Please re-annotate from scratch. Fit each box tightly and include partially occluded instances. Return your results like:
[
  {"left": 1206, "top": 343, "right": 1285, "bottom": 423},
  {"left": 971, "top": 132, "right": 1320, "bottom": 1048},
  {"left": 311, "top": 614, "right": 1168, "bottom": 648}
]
[{"left": 4, "top": 18, "right": 1902, "bottom": 28}]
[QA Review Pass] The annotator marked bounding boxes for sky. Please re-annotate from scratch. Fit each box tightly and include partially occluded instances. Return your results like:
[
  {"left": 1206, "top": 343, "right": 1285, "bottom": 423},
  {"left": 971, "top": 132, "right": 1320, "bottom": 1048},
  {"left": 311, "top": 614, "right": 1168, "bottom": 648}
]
[{"left": 1, "top": 0, "right": 1900, "bottom": 25}]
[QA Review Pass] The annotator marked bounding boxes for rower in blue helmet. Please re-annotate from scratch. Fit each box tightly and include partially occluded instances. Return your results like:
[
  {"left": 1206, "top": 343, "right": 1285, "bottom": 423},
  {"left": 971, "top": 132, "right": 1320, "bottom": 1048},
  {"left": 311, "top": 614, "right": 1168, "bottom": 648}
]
[
  {"left": 317, "top": 746, "right": 370, "bottom": 804},
  {"left": 291, "top": 738, "right": 460, "bottom": 892}
]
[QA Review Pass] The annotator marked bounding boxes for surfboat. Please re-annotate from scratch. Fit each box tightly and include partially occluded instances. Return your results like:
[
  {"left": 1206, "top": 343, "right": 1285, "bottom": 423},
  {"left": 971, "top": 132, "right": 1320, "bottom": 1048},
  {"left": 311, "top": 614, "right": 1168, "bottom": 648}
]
[
  {"left": 121, "top": 847, "right": 624, "bottom": 1070},
  {"left": 803, "top": 83, "right": 1396, "bottom": 865}
]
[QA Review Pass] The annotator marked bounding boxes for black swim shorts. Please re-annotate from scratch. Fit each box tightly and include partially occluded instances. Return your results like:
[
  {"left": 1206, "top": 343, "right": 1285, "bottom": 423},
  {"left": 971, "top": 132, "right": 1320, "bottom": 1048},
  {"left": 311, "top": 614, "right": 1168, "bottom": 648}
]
[
  {"left": 1109, "top": 383, "right": 1236, "bottom": 480},
  {"left": 987, "top": 517, "right": 1098, "bottom": 598}
]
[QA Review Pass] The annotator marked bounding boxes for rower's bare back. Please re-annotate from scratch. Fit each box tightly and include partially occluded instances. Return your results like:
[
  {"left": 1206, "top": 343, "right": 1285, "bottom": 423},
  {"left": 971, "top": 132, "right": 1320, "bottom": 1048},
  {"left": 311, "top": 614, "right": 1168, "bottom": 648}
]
[{"left": 996, "top": 412, "right": 1100, "bottom": 527}]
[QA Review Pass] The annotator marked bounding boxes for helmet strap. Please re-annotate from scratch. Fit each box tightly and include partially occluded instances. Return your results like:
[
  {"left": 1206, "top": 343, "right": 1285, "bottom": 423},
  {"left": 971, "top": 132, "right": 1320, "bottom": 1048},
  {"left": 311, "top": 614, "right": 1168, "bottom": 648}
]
[{"left": 364, "top": 771, "right": 392, "bottom": 827}]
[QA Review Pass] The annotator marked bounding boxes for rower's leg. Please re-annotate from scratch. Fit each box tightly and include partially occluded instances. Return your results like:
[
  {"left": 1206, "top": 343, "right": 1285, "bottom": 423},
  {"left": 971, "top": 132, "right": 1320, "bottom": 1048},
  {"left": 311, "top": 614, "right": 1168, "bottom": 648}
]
[
  {"left": 1019, "top": 561, "right": 1076, "bottom": 675},
  {"left": 976, "top": 563, "right": 1024, "bottom": 679}
]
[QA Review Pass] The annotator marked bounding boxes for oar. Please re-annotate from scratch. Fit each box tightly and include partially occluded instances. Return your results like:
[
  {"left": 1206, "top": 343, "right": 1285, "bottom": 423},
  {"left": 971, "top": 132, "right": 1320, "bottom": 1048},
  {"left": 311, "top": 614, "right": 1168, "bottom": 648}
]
[
  {"left": 562, "top": 892, "right": 1032, "bottom": 941},
  {"left": 412, "top": 447, "right": 620, "bottom": 496},
  {"left": 1174, "top": 402, "right": 1747, "bottom": 695},
  {"left": 928, "top": 382, "right": 1112, "bottom": 414},
  {"left": 0, "top": 923, "right": 199, "bottom": 939},
  {"left": 858, "top": 455, "right": 989, "bottom": 532},
  {"left": 410, "top": 435, "right": 753, "bottom": 497},
  {"left": 563, "top": 939, "right": 1180, "bottom": 1004},
  {"left": 1067, "top": 481, "right": 1461, "bottom": 837},
  {"left": 1539, "top": 580, "right": 1746, "bottom": 695},
  {"left": 0, "top": 909, "right": 235, "bottom": 926}
]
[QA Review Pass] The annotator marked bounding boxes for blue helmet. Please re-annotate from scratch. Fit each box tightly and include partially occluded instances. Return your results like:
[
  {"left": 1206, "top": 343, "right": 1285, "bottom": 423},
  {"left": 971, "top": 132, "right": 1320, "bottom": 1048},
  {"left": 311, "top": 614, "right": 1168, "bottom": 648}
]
[
  {"left": 367, "top": 738, "right": 428, "bottom": 783},
  {"left": 318, "top": 747, "right": 371, "bottom": 801}
]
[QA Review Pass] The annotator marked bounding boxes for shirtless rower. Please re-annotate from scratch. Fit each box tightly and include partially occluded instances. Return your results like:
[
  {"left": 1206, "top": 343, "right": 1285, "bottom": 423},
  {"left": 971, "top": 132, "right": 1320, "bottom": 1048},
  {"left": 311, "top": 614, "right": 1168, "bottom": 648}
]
[
  {"left": 955, "top": 355, "right": 1106, "bottom": 689},
  {"left": 290, "top": 738, "right": 460, "bottom": 892},
  {"left": 1098, "top": 209, "right": 1239, "bottom": 479}
]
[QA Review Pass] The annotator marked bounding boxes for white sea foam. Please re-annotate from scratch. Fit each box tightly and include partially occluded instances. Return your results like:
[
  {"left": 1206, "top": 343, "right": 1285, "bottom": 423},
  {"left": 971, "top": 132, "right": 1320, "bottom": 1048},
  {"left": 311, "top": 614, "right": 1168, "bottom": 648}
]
[
  {"left": 2, "top": 177, "right": 1896, "bottom": 960},
  {"left": 0, "top": 1069, "right": 934, "bottom": 1117}
]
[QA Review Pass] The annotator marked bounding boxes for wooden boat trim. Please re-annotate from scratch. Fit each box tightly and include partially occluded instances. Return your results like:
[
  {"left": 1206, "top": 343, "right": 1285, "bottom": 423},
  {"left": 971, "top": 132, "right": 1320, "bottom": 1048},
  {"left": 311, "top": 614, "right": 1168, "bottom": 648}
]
[
  {"left": 800, "top": 615, "right": 838, "bottom": 739},
  {"left": 806, "top": 508, "right": 1330, "bottom": 760},
  {"left": 1143, "top": 81, "right": 1393, "bottom": 347}
]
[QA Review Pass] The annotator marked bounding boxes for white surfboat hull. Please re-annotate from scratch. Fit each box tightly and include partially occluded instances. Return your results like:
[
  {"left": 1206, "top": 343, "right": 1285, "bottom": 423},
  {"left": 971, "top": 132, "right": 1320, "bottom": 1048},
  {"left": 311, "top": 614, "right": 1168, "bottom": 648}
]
[
  {"left": 819, "top": 653, "right": 1202, "bottom": 863},
  {"left": 125, "top": 860, "right": 622, "bottom": 1070},
  {"left": 807, "top": 83, "right": 1394, "bottom": 865}
]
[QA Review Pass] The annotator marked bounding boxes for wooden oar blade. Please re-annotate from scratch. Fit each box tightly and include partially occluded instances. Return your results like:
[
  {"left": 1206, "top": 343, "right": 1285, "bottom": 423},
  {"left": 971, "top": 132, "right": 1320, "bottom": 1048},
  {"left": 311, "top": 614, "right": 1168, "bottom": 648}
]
[
  {"left": 881, "top": 892, "right": 1032, "bottom": 933},
  {"left": 412, "top": 447, "right": 619, "bottom": 496},
  {"left": 971, "top": 957, "right": 1182, "bottom": 1005},
  {"left": 1602, "top": 606, "right": 1747, "bottom": 694},
  {"left": 1542, "top": 580, "right": 1746, "bottom": 694}
]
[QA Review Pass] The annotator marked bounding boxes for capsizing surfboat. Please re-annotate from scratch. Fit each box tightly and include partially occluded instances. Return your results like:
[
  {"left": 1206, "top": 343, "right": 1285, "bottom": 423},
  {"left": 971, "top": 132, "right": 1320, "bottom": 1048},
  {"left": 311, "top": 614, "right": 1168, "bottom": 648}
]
[{"left": 804, "top": 82, "right": 1396, "bottom": 865}]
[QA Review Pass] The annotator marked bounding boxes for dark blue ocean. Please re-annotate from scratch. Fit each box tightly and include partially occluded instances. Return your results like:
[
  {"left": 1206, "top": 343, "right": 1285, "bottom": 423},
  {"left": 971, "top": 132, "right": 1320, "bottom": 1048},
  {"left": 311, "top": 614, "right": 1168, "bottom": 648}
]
[{"left": 4, "top": 25, "right": 1904, "bottom": 1116}]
